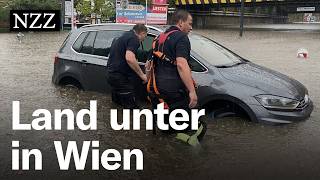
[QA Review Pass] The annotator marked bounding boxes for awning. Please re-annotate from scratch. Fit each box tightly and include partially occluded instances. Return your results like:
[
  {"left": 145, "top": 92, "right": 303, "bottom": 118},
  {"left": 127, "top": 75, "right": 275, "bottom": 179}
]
[{"left": 176, "top": 0, "right": 279, "bottom": 6}]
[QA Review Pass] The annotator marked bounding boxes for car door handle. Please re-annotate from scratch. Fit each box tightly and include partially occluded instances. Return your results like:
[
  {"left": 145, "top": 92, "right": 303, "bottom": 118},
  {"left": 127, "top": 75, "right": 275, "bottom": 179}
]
[{"left": 81, "top": 60, "right": 88, "bottom": 67}]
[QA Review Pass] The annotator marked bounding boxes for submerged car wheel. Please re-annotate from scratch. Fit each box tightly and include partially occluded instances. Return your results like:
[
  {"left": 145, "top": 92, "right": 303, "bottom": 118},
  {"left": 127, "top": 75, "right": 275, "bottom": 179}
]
[
  {"left": 213, "top": 106, "right": 237, "bottom": 118},
  {"left": 204, "top": 100, "right": 250, "bottom": 121},
  {"left": 59, "top": 77, "right": 83, "bottom": 90}
]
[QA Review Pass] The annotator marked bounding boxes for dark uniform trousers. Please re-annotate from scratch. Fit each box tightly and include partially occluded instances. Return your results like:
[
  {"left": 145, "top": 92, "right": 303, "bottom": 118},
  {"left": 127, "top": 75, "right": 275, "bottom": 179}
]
[
  {"left": 150, "top": 87, "right": 191, "bottom": 133},
  {"left": 107, "top": 72, "right": 139, "bottom": 109}
]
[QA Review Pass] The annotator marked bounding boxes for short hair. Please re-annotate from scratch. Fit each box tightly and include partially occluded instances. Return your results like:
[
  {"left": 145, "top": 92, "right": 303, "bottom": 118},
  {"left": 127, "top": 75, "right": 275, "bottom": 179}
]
[
  {"left": 133, "top": 24, "right": 147, "bottom": 34},
  {"left": 171, "top": 10, "right": 191, "bottom": 24}
]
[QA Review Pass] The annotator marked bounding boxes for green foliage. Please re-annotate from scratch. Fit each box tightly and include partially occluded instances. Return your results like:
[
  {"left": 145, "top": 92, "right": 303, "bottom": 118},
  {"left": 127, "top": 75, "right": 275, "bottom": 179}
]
[
  {"left": 76, "top": 0, "right": 92, "bottom": 16},
  {"left": 93, "top": 0, "right": 105, "bottom": 13},
  {"left": 75, "top": 0, "right": 116, "bottom": 20},
  {"left": 9, "top": 0, "right": 61, "bottom": 10},
  {"left": 100, "top": 1, "right": 115, "bottom": 20},
  {"left": 0, "top": 8, "right": 9, "bottom": 22}
]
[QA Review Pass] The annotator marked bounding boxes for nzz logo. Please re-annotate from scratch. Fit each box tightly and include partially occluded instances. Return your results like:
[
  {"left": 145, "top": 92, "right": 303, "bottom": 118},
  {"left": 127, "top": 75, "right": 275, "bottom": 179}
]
[{"left": 10, "top": 10, "right": 60, "bottom": 31}]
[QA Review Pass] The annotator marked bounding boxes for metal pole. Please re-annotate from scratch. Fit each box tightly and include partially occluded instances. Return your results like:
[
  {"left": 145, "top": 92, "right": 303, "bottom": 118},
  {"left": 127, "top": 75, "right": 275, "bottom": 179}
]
[
  {"left": 145, "top": 0, "right": 148, "bottom": 25},
  {"left": 61, "top": 0, "right": 65, "bottom": 31},
  {"left": 239, "top": 0, "right": 244, "bottom": 37},
  {"left": 116, "top": 0, "right": 118, "bottom": 23},
  {"left": 71, "top": 0, "right": 74, "bottom": 30}
]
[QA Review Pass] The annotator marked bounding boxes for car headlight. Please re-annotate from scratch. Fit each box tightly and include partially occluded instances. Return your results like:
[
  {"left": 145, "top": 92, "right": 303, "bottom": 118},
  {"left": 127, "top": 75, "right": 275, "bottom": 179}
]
[
  {"left": 255, "top": 95, "right": 300, "bottom": 110},
  {"left": 304, "top": 94, "right": 309, "bottom": 104}
]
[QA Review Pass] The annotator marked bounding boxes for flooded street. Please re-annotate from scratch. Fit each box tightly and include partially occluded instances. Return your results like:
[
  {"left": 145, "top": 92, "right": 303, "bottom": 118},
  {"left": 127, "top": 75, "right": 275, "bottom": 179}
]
[{"left": 0, "top": 28, "right": 320, "bottom": 179}]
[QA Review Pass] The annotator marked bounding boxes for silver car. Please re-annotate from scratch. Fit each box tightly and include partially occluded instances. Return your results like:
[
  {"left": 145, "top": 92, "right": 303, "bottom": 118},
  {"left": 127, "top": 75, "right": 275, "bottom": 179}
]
[{"left": 52, "top": 23, "right": 313, "bottom": 124}]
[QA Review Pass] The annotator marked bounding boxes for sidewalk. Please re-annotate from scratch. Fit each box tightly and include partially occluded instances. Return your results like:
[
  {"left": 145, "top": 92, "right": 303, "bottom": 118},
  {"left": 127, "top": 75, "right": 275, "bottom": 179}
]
[{"left": 207, "top": 23, "right": 320, "bottom": 32}]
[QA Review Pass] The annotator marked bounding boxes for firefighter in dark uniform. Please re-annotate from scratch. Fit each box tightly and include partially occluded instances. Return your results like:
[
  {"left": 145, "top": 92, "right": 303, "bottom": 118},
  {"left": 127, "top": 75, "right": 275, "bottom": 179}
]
[
  {"left": 107, "top": 24, "right": 147, "bottom": 109},
  {"left": 147, "top": 10, "right": 206, "bottom": 141}
]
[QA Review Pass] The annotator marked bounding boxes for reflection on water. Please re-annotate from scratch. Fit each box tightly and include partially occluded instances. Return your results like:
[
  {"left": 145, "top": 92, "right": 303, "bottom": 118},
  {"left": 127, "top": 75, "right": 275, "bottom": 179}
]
[{"left": 0, "top": 30, "right": 319, "bottom": 179}]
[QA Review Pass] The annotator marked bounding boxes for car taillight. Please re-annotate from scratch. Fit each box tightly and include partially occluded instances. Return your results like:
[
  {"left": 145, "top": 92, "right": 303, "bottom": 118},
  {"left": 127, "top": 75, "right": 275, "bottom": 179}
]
[{"left": 54, "top": 54, "right": 59, "bottom": 64}]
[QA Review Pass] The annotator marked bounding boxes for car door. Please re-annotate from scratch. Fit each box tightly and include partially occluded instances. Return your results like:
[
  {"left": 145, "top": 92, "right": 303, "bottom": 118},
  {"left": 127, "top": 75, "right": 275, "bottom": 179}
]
[
  {"left": 90, "top": 30, "right": 124, "bottom": 92},
  {"left": 188, "top": 54, "right": 209, "bottom": 89},
  {"left": 189, "top": 53, "right": 220, "bottom": 107},
  {"left": 77, "top": 30, "right": 124, "bottom": 93}
]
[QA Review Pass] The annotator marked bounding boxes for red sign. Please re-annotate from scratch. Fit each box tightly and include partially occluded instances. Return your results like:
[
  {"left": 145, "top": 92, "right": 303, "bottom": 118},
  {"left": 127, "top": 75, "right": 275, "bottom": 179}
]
[
  {"left": 151, "top": 5, "right": 167, "bottom": 13},
  {"left": 147, "top": 5, "right": 167, "bottom": 24},
  {"left": 152, "top": 0, "right": 167, "bottom": 5}
]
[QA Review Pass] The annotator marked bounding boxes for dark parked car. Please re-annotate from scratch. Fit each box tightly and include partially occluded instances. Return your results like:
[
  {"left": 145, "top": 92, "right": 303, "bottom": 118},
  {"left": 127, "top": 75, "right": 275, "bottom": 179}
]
[{"left": 52, "top": 23, "right": 313, "bottom": 124}]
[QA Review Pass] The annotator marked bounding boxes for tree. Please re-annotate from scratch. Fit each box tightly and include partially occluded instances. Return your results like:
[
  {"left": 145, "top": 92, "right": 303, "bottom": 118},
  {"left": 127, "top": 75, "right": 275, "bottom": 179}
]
[
  {"left": 9, "top": 0, "right": 60, "bottom": 10},
  {"left": 76, "top": 0, "right": 92, "bottom": 17},
  {"left": 75, "top": 0, "right": 116, "bottom": 21},
  {"left": 100, "top": 0, "right": 115, "bottom": 20}
]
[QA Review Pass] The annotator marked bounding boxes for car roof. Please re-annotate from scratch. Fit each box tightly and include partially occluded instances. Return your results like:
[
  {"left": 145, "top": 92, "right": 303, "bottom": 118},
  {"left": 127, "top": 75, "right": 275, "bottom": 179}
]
[{"left": 80, "top": 23, "right": 164, "bottom": 35}]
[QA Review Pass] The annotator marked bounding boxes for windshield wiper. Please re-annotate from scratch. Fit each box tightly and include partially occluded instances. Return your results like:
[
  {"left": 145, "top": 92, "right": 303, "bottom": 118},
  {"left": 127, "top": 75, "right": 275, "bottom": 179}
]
[{"left": 216, "top": 61, "right": 245, "bottom": 68}]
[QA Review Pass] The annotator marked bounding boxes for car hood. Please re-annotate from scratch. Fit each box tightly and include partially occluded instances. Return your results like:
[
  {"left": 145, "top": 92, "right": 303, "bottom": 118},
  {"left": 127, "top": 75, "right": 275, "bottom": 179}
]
[{"left": 218, "top": 62, "right": 307, "bottom": 100}]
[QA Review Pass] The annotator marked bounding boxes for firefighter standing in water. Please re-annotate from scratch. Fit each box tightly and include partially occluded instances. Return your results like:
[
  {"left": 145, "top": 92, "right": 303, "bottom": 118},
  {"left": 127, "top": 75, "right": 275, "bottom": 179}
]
[
  {"left": 146, "top": 10, "right": 206, "bottom": 142},
  {"left": 107, "top": 24, "right": 148, "bottom": 109}
]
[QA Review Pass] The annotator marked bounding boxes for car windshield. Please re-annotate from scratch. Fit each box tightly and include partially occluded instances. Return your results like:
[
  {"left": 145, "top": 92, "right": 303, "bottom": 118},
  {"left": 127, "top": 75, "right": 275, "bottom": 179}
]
[{"left": 189, "top": 34, "right": 243, "bottom": 67}]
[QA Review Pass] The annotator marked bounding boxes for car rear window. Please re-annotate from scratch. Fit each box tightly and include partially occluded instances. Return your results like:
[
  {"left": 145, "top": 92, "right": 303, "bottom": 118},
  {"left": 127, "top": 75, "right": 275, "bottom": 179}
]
[
  {"left": 72, "top": 32, "right": 88, "bottom": 52},
  {"left": 80, "top": 31, "right": 97, "bottom": 54},
  {"left": 59, "top": 32, "right": 71, "bottom": 53}
]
